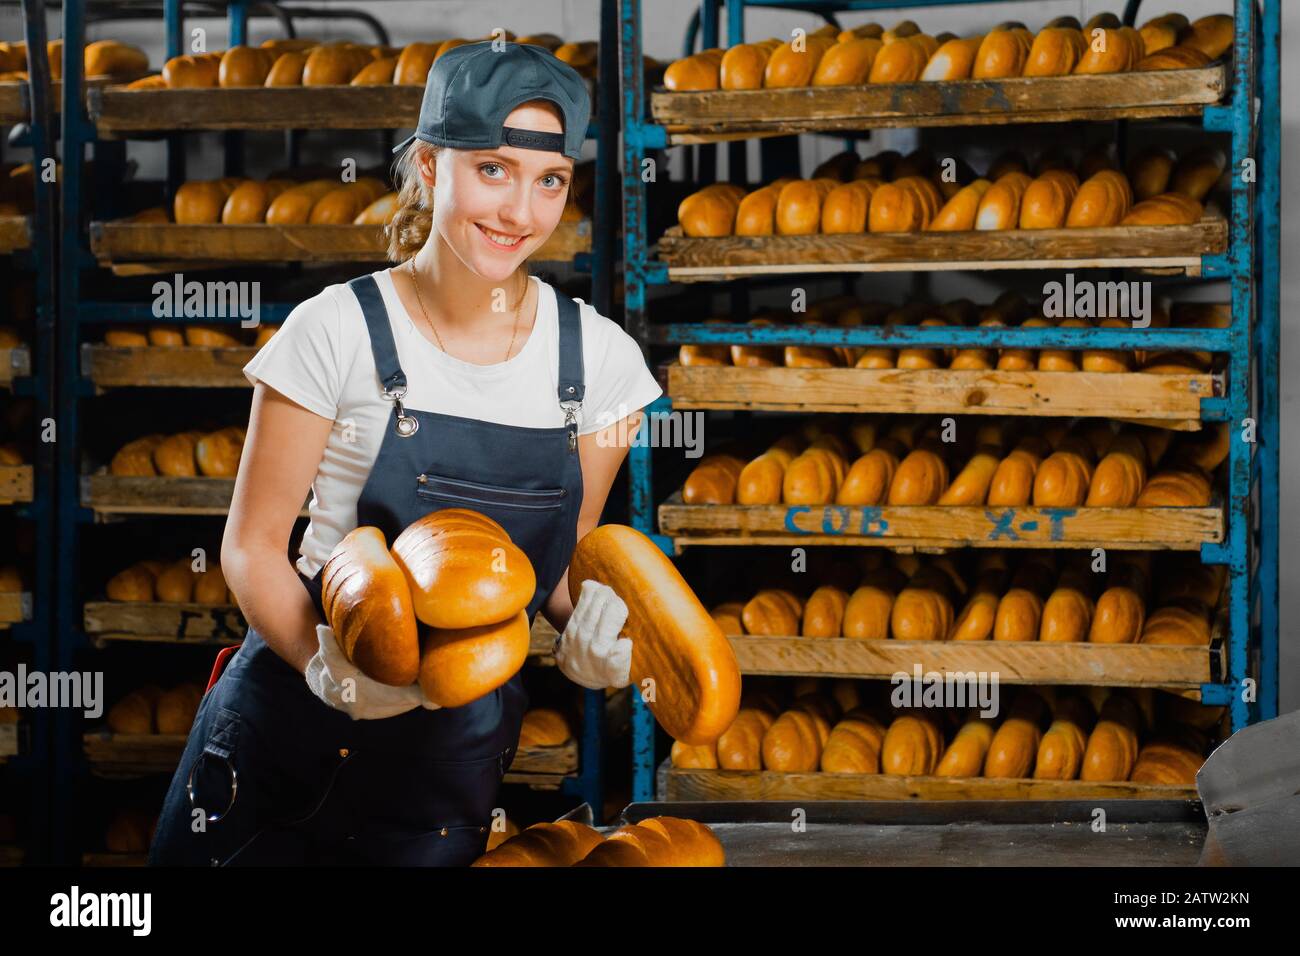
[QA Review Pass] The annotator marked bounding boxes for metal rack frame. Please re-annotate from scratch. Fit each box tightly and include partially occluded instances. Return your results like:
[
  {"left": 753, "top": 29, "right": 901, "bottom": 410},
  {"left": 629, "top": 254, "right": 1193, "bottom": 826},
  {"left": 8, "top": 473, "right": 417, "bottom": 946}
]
[
  {"left": 51, "top": 0, "right": 623, "bottom": 862},
  {"left": 618, "top": 0, "right": 1279, "bottom": 802},
  {"left": 0, "top": 0, "right": 59, "bottom": 865}
]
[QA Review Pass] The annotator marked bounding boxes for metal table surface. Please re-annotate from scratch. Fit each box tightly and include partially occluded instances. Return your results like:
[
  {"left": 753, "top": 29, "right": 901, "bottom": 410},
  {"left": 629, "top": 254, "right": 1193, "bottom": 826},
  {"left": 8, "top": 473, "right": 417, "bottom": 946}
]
[{"left": 608, "top": 800, "right": 1209, "bottom": 867}]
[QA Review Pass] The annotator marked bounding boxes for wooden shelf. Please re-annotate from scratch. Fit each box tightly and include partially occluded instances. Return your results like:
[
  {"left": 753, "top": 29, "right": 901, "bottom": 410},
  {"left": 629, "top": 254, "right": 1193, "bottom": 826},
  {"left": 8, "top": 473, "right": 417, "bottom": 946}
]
[
  {"left": 90, "top": 219, "right": 590, "bottom": 266},
  {"left": 0, "top": 722, "right": 21, "bottom": 760},
  {"left": 658, "top": 763, "right": 1198, "bottom": 802},
  {"left": 82, "top": 475, "right": 243, "bottom": 516},
  {"left": 508, "top": 740, "right": 578, "bottom": 776},
  {"left": 0, "top": 346, "right": 32, "bottom": 387},
  {"left": 84, "top": 599, "right": 561, "bottom": 660},
  {"left": 0, "top": 81, "right": 27, "bottom": 123},
  {"left": 658, "top": 491, "right": 1224, "bottom": 551},
  {"left": 84, "top": 731, "right": 184, "bottom": 775},
  {"left": 0, "top": 591, "right": 32, "bottom": 629},
  {"left": 0, "top": 465, "right": 33, "bottom": 504},
  {"left": 656, "top": 219, "right": 1226, "bottom": 280},
  {"left": 651, "top": 65, "right": 1226, "bottom": 141},
  {"left": 82, "top": 344, "right": 257, "bottom": 389},
  {"left": 0, "top": 216, "right": 31, "bottom": 254},
  {"left": 727, "top": 634, "right": 1218, "bottom": 689},
  {"left": 667, "top": 363, "right": 1218, "bottom": 426}
]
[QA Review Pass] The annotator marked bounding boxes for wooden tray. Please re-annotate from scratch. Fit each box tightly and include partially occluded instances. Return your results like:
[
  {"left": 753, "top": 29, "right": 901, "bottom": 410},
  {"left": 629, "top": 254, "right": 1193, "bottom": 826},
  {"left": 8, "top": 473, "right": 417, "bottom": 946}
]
[
  {"left": 84, "top": 599, "right": 561, "bottom": 660},
  {"left": 651, "top": 65, "right": 1227, "bottom": 141},
  {"left": 0, "top": 346, "right": 32, "bottom": 387},
  {"left": 0, "top": 591, "right": 31, "bottom": 628},
  {"left": 658, "top": 490, "right": 1224, "bottom": 551},
  {"left": 0, "top": 465, "right": 33, "bottom": 504},
  {"left": 656, "top": 219, "right": 1226, "bottom": 280},
  {"left": 89, "top": 81, "right": 596, "bottom": 134},
  {"left": 0, "top": 216, "right": 31, "bottom": 254},
  {"left": 659, "top": 763, "right": 1198, "bottom": 802},
  {"left": 667, "top": 363, "right": 1217, "bottom": 425},
  {"left": 81, "top": 474, "right": 311, "bottom": 517},
  {"left": 83, "top": 344, "right": 257, "bottom": 389},
  {"left": 90, "top": 219, "right": 590, "bottom": 265},
  {"left": 0, "top": 81, "right": 27, "bottom": 123},
  {"left": 727, "top": 634, "right": 1218, "bottom": 689}
]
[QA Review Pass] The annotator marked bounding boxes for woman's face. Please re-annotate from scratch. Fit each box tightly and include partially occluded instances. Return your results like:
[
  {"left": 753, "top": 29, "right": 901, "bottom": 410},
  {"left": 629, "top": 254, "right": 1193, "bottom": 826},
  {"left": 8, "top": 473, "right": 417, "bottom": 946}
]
[{"left": 423, "top": 103, "right": 574, "bottom": 284}]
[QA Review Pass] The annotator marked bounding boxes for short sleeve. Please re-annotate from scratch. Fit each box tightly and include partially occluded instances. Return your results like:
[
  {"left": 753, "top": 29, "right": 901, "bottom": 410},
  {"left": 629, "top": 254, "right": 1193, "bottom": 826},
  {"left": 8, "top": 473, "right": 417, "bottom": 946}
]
[
  {"left": 242, "top": 286, "right": 345, "bottom": 420},
  {"left": 576, "top": 304, "right": 663, "bottom": 436}
]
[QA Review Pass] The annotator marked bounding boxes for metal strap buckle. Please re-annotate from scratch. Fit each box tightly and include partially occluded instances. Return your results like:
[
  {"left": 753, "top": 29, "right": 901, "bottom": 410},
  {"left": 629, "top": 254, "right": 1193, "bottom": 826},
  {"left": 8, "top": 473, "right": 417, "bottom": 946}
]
[
  {"left": 560, "top": 399, "right": 581, "bottom": 452},
  {"left": 384, "top": 386, "right": 419, "bottom": 438},
  {"left": 187, "top": 751, "right": 238, "bottom": 823}
]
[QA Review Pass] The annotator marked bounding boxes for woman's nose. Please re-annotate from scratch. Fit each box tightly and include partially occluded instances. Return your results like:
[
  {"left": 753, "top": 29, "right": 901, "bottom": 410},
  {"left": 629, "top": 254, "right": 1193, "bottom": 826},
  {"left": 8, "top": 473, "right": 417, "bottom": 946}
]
[{"left": 496, "top": 186, "right": 531, "bottom": 229}]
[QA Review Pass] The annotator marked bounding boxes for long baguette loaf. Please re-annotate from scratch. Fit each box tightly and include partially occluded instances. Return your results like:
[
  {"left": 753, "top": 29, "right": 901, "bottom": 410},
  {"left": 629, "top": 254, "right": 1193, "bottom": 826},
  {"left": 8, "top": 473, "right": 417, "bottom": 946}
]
[{"left": 568, "top": 524, "right": 741, "bottom": 745}]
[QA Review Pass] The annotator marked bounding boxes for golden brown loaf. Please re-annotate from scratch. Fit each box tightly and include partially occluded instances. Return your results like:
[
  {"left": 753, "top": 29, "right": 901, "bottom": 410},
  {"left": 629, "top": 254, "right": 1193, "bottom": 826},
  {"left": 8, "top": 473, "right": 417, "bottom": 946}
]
[
  {"left": 717, "top": 707, "right": 774, "bottom": 770},
  {"left": 1023, "top": 27, "right": 1087, "bottom": 76},
  {"left": 921, "top": 36, "right": 982, "bottom": 81},
  {"left": 843, "top": 581, "right": 896, "bottom": 640},
  {"left": 321, "top": 525, "right": 420, "bottom": 686},
  {"left": 984, "top": 709, "right": 1044, "bottom": 778},
  {"left": 814, "top": 37, "right": 882, "bottom": 85},
  {"left": 1033, "top": 713, "right": 1089, "bottom": 780},
  {"left": 1130, "top": 739, "right": 1202, "bottom": 784},
  {"left": 881, "top": 713, "right": 943, "bottom": 775},
  {"left": 193, "top": 564, "right": 228, "bottom": 604},
  {"left": 737, "top": 449, "right": 791, "bottom": 505},
  {"left": 1019, "top": 169, "right": 1080, "bottom": 229},
  {"left": 762, "top": 707, "right": 830, "bottom": 771},
  {"left": 664, "top": 48, "right": 724, "bottom": 91},
  {"left": 1039, "top": 583, "right": 1093, "bottom": 643},
  {"left": 720, "top": 41, "right": 777, "bottom": 90},
  {"left": 1180, "top": 14, "right": 1234, "bottom": 60},
  {"left": 741, "top": 589, "right": 801, "bottom": 636},
  {"left": 678, "top": 182, "right": 745, "bottom": 237},
  {"left": 1066, "top": 169, "right": 1133, "bottom": 227},
  {"left": 110, "top": 434, "right": 164, "bottom": 476},
  {"left": 1135, "top": 468, "right": 1212, "bottom": 506},
  {"left": 472, "top": 820, "right": 605, "bottom": 867},
  {"left": 1120, "top": 192, "right": 1203, "bottom": 226},
  {"left": 837, "top": 446, "right": 899, "bottom": 506},
  {"left": 576, "top": 818, "right": 724, "bottom": 867},
  {"left": 218, "top": 46, "right": 273, "bottom": 87},
  {"left": 1080, "top": 695, "right": 1140, "bottom": 781},
  {"left": 420, "top": 611, "right": 530, "bottom": 707},
  {"left": 886, "top": 447, "right": 948, "bottom": 504},
  {"left": 890, "top": 573, "right": 954, "bottom": 642},
  {"left": 570, "top": 525, "right": 741, "bottom": 745},
  {"left": 683, "top": 454, "right": 745, "bottom": 504},
  {"left": 802, "top": 585, "right": 848, "bottom": 638},
  {"left": 195, "top": 427, "right": 243, "bottom": 477},
  {"left": 935, "top": 717, "right": 994, "bottom": 777},
  {"left": 821, "top": 711, "right": 886, "bottom": 773},
  {"left": 972, "top": 27, "right": 1033, "bottom": 79},
  {"left": 155, "top": 683, "right": 203, "bottom": 735},
  {"left": 106, "top": 564, "right": 154, "bottom": 602},
  {"left": 670, "top": 739, "right": 719, "bottom": 769},
  {"left": 867, "top": 35, "right": 928, "bottom": 83},
  {"left": 1139, "top": 605, "right": 1211, "bottom": 645},
  {"left": 710, "top": 601, "right": 744, "bottom": 636}
]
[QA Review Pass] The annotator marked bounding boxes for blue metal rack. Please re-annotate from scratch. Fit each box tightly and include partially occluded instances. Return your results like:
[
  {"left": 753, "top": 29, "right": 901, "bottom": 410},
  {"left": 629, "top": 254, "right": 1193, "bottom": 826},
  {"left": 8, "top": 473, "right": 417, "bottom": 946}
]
[
  {"left": 51, "top": 0, "right": 624, "bottom": 862},
  {"left": 1, "top": 0, "right": 58, "bottom": 865},
  {"left": 619, "top": 0, "right": 1279, "bottom": 802}
]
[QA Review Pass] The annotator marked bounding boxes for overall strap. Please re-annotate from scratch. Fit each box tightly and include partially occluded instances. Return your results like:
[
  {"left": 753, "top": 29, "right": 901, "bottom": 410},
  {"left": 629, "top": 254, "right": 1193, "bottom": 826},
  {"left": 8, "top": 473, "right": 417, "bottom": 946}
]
[
  {"left": 554, "top": 291, "right": 586, "bottom": 404},
  {"left": 347, "top": 275, "right": 406, "bottom": 395}
]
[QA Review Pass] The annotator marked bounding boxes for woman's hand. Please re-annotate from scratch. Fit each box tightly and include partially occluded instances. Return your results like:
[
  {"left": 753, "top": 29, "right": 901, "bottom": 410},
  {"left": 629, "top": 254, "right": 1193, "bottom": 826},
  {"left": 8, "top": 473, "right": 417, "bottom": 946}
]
[
  {"left": 554, "top": 580, "right": 632, "bottom": 690},
  {"left": 305, "top": 624, "right": 442, "bottom": 719}
]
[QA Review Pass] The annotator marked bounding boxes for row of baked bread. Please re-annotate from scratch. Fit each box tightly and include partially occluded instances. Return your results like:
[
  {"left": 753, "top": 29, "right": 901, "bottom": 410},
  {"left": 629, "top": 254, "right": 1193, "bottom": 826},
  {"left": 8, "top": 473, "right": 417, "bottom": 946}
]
[
  {"left": 0, "top": 39, "right": 148, "bottom": 82},
  {"left": 663, "top": 13, "right": 1231, "bottom": 91},
  {"left": 116, "top": 34, "right": 602, "bottom": 91},
  {"left": 105, "top": 557, "right": 234, "bottom": 605},
  {"left": 473, "top": 816, "right": 723, "bottom": 867},
  {"left": 133, "top": 176, "right": 398, "bottom": 228},
  {"left": 677, "top": 145, "right": 1223, "bottom": 237},
  {"left": 682, "top": 417, "right": 1228, "bottom": 508},
  {"left": 106, "top": 682, "right": 204, "bottom": 736},
  {"left": 679, "top": 295, "right": 1223, "bottom": 374},
  {"left": 713, "top": 550, "right": 1220, "bottom": 645},
  {"left": 101, "top": 323, "right": 279, "bottom": 349},
  {"left": 108, "top": 427, "right": 245, "bottom": 478},
  {"left": 672, "top": 682, "right": 1212, "bottom": 783}
]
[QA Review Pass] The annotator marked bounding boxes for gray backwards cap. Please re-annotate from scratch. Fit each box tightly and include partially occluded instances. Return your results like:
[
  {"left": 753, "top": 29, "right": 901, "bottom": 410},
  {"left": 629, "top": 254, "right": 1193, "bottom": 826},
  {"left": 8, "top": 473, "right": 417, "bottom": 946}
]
[{"left": 393, "top": 41, "right": 589, "bottom": 160}]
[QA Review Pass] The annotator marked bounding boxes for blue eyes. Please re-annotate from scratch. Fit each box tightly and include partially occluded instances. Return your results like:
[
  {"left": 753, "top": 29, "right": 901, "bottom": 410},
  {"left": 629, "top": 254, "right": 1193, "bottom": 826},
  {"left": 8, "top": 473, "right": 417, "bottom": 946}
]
[{"left": 478, "top": 163, "right": 569, "bottom": 191}]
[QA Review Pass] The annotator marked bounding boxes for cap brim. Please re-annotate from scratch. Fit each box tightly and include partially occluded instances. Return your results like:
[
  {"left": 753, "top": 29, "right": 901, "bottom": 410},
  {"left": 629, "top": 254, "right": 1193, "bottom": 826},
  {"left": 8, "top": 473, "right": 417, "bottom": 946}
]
[{"left": 391, "top": 133, "right": 418, "bottom": 155}]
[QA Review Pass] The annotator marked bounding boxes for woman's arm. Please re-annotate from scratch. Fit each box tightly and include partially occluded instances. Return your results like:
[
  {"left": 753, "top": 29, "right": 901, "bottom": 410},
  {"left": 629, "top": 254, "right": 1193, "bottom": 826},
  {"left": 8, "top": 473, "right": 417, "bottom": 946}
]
[
  {"left": 222, "top": 383, "right": 334, "bottom": 675},
  {"left": 541, "top": 411, "right": 644, "bottom": 634}
]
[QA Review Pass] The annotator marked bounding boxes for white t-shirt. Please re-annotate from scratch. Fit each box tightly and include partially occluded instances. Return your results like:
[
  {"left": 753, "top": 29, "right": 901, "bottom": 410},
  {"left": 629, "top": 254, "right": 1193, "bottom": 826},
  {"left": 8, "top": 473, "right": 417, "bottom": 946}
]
[{"left": 243, "top": 269, "right": 663, "bottom": 578}]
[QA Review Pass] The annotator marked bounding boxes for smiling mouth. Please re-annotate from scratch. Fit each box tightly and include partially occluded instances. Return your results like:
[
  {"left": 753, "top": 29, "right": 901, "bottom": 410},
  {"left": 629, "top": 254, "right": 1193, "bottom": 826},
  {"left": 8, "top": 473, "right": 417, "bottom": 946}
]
[{"left": 476, "top": 223, "right": 528, "bottom": 249}]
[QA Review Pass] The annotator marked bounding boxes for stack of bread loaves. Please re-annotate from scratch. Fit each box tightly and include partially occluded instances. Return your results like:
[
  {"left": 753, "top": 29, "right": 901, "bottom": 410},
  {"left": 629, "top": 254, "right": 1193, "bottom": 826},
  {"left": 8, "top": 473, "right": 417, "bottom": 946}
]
[
  {"left": 107, "top": 683, "right": 205, "bottom": 735},
  {"left": 106, "top": 557, "right": 235, "bottom": 606},
  {"left": 676, "top": 142, "right": 1222, "bottom": 237},
  {"left": 681, "top": 416, "right": 1227, "bottom": 509},
  {"left": 710, "top": 549, "right": 1222, "bottom": 646},
  {"left": 129, "top": 175, "right": 399, "bottom": 227},
  {"left": 0, "top": 38, "right": 148, "bottom": 83},
  {"left": 322, "top": 509, "right": 535, "bottom": 698},
  {"left": 672, "top": 680, "right": 1215, "bottom": 784},
  {"left": 472, "top": 816, "right": 725, "bottom": 866},
  {"left": 102, "top": 323, "right": 279, "bottom": 349},
  {"left": 663, "top": 13, "right": 1232, "bottom": 90},
  {"left": 109, "top": 427, "right": 246, "bottom": 478}
]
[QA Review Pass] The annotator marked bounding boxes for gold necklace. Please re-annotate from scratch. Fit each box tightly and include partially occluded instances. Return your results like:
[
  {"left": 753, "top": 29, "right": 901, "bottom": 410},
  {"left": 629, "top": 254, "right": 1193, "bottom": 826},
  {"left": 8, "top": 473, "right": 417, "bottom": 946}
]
[{"left": 407, "top": 258, "right": 528, "bottom": 363}]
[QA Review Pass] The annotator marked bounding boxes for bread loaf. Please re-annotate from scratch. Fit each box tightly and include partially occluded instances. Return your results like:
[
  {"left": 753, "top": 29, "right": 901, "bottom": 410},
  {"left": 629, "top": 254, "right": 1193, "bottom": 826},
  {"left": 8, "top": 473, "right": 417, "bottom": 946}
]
[
  {"left": 473, "top": 820, "right": 605, "bottom": 867},
  {"left": 802, "top": 585, "right": 848, "bottom": 638},
  {"left": 570, "top": 525, "right": 740, "bottom": 744},
  {"left": 762, "top": 707, "right": 830, "bottom": 771},
  {"left": 920, "top": 36, "right": 981, "bottom": 81},
  {"left": 974, "top": 171, "right": 1031, "bottom": 231},
  {"left": 734, "top": 181, "right": 785, "bottom": 236},
  {"left": 935, "top": 717, "right": 994, "bottom": 776},
  {"left": 576, "top": 818, "right": 723, "bottom": 867},
  {"left": 106, "top": 565, "right": 154, "bottom": 602},
  {"left": 717, "top": 708, "right": 774, "bottom": 770},
  {"left": 1130, "top": 739, "right": 1202, "bottom": 784},
  {"left": 776, "top": 179, "right": 837, "bottom": 235},
  {"left": 972, "top": 27, "right": 1032, "bottom": 79},
  {"left": 110, "top": 435, "right": 164, "bottom": 476},
  {"left": 218, "top": 46, "right": 273, "bottom": 87},
  {"left": 881, "top": 713, "right": 942, "bottom": 775},
  {"left": 1033, "top": 713, "right": 1089, "bottom": 780},
  {"left": 265, "top": 180, "right": 336, "bottom": 225},
  {"left": 350, "top": 56, "right": 397, "bottom": 85},
  {"left": 1127, "top": 147, "right": 1176, "bottom": 201},
  {"left": 682, "top": 454, "right": 744, "bottom": 504},
  {"left": 843, "top": 581, "right": 895, "bottom": 640},
  {"left": 1135, "top": 468, "right": 1212, "bottom": 506},
  {"left": 886, "top": 447, "right": 948, "bottom": 505},
  {"left": 678, "top": 182, "right": 745, "bottom": 237},
  {"left": 984, "top": 708, "right": 1044, "bottom": 778},
  {"left": 720, "top": 41, "right": 777, "bottom": 90},
  {"left": 1024, "top": 27, "right": 1087, "bottom": 76},
  {"left": 986, "top": 442, "right": 1043, "bottom": 505},
  {"left": 813, "top": 37, "right": 882, "bottom": 86},
  {"left": 391, "top": 508, "right": 535, "bottom": 629},
  {"left": 949, "top": 572, "right": 1003, "bottom": 641},
  {"left": 1019, "top": 169, "right": 1080, "bottom": 229},
  {"left": 837, "top": 446, "right": 899, "bottom": 506},
  {"left": 821, "top": 712, "right": 886, "bottom": 773},
  {"left": 193, "top": 564, "right": 229, "bottom": 604},
  {"left": 821, "top": 180, "right": 878, "bottom": 234},
  {"left": 1074, "top": 28, "right": 1140, "bottom": 75},
  {"left": 321, "top": 526, "right": 419, "bottom": 685},
  {"left": 152, "top": 431, "right": 199, "bottom": 476},
  {"left": 867, "top": 35, "right": 928, "bottom": 83},
  {"left": 1180, "top": 14, "right": 1234, "bottom": 60},
  {"left": 1139, "top": 605, "right": 1211, "bottom": 645},
  {"left": 194, "top": 427, "right": 243, "bottom": 477},
  {"left": 173, "top": 180, "right": 229, "bottom": 224},
  {"left": 156, "top": 683, "right": 203, "bottom": 734},
  {"left": 993, "top": 586, "right": 1043, "bottom": 642},
  {"left": 783, "top": 448, "right": 845, "bottom": 505},
  {"left": 937, "top": 448, "right": 999, "bottom": 505},
  {"left": 1086, "top": 435, "right": 1147, "bottom": 506},
  {"left": 741, "top": 589, "right": 801, "bottom": 636},
  {"left": 1088, "top": 586, "right": 1145, "bottom": 643},
  {"left": 1032, "top": 449, "right": 1093, "bottom": 507},
  {"left": 890, "top": 570, "right": 954, "bottom": 642},
  {"left": 928, "top": 179, "right": 991, "bottom": 232},
  {"left": 1080, "top": 695, "right": 1140, "bottom": 781},
  {"left": 1039, "top": 583, "right": 1093, "bottom": 643},
  {"left": 765, "top": 37, "right": 835, "bottom": 88},
  {"left": 670, "top": 739, "right": 718, "bottom": 768}
]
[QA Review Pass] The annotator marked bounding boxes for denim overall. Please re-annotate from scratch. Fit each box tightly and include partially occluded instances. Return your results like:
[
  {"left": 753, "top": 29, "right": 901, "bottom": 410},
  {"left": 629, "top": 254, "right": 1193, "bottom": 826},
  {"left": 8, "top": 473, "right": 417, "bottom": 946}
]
[{"left": 149, "top": 274, "right": 585, "bottom": 866}]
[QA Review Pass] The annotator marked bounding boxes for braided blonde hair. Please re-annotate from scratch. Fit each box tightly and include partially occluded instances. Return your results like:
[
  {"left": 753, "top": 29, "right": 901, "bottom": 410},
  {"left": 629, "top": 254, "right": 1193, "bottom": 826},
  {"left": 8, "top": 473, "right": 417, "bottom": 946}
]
[{"left": 386, "top": 139, "right": 439, "bottom": 263}]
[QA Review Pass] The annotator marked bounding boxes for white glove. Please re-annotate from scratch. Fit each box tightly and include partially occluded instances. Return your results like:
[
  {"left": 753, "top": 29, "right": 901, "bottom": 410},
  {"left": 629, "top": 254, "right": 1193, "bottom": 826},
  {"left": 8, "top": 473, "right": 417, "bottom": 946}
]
[
  {"left": 555, "top": 580, "right": 633, "bottom": 690},
  {"left": 304, "top": 624, "right": 441, "bottom": 720}
]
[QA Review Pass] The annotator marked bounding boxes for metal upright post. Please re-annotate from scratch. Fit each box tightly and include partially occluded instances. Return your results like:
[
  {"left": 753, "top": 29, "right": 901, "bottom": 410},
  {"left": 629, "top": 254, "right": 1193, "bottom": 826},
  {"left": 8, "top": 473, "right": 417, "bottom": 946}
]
[
  {"left": 164, "top": 0, "right": 185, "bottom": 200},
  {"left": 223, "top": 0, "right": 247, "bottom": 177}
]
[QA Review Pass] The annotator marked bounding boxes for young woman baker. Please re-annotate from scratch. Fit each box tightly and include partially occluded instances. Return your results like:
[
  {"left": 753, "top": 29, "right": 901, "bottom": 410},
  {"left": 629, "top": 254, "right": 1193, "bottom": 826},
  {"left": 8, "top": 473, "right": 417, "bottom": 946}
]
[{"left": 149, "top": 42, "right": 661, "bottom": 866}]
